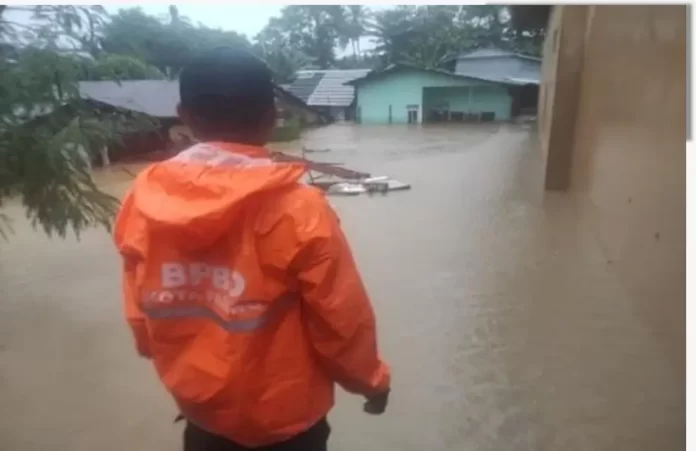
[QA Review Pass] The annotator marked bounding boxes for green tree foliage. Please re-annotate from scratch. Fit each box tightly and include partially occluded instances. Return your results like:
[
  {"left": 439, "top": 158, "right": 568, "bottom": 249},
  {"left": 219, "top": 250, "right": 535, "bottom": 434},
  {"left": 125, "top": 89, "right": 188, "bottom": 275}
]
[
  {"left": 0, "top": 5, "right": 156, "bottom": 239},
  {"left": 366, "top": 5, "right": 546, "bottom": 70},
  {"left": 344, "top": 5, "right": 370, "bottom": 60},
  {"left": 364, "top": 6, "right": 419, "bottom": 68},
  {"left": 100, "top": 7, "right": 251, "bottom": 78},
  {"left": 253, "top": 41, "right": 311, "bottom": 84},
  {"left": 507, "top": 5, "right": 550, "bottom": 56},
  {"left": 253, "top": 18, "right": 312, "bottom": 84},
  {"left": 255, "top": 6, "right": 347, "bottom": 71},
  {"left": 78, "top": 54, "right": 166, "bottom": 81}
]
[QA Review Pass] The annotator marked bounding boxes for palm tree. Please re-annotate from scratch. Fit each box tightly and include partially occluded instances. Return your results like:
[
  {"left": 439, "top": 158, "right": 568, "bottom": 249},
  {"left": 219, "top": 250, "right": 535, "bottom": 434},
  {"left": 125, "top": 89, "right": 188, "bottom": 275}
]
[
  {"left": 364, "top": 6, "right": 419, "bottom": 67},
  {"left": 345, "top": 5, "right": 370, "bottom": 60},
  {"left": 255, "top": 42, "right": 311, "bottom": 83},
  {"left": 169, "top": 5, "right": 180, "bottom": 25}
]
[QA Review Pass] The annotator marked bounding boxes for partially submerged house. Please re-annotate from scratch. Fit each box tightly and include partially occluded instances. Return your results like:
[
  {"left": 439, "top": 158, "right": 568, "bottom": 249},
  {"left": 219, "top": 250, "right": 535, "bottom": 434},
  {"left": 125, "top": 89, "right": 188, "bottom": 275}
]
[
  {"left": 455, "top": 48, "right": 541, "bottom": 115},
  {"left": 347, "top": 64, "right": 528, "bottom": 124},
  {"left": 285, "top": 69, "right": 369, "bottom": 121},
  {"left": 78, "top": 79, "right": 327, "bottom": 163},
  {"left": 454, "top": 48, "right": 541, "bottom": 85},
  {"left": 346, "top": 48, "right": 541, "bottom": 125}
]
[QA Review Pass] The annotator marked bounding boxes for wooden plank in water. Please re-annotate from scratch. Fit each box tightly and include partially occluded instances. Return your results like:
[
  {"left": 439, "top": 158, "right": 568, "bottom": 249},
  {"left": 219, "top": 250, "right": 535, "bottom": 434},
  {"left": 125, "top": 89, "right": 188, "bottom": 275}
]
[{"left": 272, "top": 152, "right": 370, "bottom": 180}]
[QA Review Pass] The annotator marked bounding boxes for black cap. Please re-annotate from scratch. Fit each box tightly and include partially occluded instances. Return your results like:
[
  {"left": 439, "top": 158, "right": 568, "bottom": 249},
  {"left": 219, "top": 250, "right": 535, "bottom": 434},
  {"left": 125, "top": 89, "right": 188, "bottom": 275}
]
[{"left": 179, "top": 47, "right": 275, "bottom": 105}]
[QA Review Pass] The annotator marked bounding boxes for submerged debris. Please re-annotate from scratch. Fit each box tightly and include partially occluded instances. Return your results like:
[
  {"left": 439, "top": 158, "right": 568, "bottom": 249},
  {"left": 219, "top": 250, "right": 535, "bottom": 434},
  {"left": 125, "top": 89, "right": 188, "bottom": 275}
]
[
  {"left": 272, "top": 150, "right": 411, "bottom": 197},
  {"left": 325, "top": 178, "right": 412, "bottom": 196}
]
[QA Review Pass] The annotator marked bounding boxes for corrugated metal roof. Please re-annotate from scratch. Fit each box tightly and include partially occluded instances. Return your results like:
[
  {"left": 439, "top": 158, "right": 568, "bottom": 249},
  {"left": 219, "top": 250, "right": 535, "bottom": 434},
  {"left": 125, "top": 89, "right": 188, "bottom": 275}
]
[
  {"left": 346, "top": 64, "right": 527, "bottom": 87},
  {"left": 458, "top": 47, "right": 542, "bottom": 62},
  {"left": 292, "top": 69, "right": 369, "bottom": 108},
  {"left": 286, "top": 72, "right": 324, "bottom": 103},
  {"left": 458, "top": 48, "right": 517, "bottom": 59},
  {"left": 455, "top": 61, "right": 540, "bottom": 85},
  {"left": 455, "top": 48, "right": 541, "bottom": 85},
  {"left": 79, "top": 80, "right": 320, "bottom": 118},
  {"left": 504, "top": 77, "right": 539, "bottom": 85},
  {"left": 79, "top": 80, "right": 179, "bottom": 117}
]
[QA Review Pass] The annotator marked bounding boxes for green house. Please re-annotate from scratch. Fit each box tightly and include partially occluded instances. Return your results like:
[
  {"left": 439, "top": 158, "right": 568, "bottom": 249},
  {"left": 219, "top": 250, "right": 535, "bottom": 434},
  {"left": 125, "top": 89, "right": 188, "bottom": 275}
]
[{"left": 346, "top": 64, "right": 532, "bottom": 124}]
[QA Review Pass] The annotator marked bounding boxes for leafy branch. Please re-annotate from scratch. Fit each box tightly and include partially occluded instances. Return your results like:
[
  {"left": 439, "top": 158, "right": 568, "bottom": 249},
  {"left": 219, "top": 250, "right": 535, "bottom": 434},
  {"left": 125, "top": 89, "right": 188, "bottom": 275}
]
[{"left": 0, "top": 5, "right": 158, "bottom": 240}]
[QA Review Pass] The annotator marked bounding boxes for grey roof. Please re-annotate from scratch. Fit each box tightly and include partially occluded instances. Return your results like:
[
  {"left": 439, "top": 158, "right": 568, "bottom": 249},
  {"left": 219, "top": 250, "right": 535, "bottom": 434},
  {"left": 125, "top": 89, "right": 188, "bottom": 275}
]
[
  {"left": 458, "top": 47, "right": 542, "bottom": 62},
  {"left": 346, "top": 63, "right": 530, "bottom": 87},
  {"left": 286, "top": 72, "right": 324, "bottom": 104},
  {"left": 290, "top": 69, "right": 369, "bottom": 108},
  {"left": 458, "top": 48, "right": 517, "bottom": 59},
  {"left": 79, "top": 80, "right": 317, "bottom": 118},
  {"left": 79, "top": 80, "right": 179, "bottom": 117},
  {"left": 455, "top": 47, "right": 541, "bottom": 85}
]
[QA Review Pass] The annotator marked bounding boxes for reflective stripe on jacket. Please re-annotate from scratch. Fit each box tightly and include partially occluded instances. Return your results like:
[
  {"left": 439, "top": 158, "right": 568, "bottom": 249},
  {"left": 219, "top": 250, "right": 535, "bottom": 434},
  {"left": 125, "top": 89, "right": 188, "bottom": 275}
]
[{"left": 113, "top": 142, "right": 390, "bottom": 447}]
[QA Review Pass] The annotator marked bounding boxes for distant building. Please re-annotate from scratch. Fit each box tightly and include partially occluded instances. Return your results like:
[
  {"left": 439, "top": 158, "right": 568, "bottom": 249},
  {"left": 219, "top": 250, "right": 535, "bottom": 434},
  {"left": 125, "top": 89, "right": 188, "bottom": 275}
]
[
  {"left": 285, "top": 69, "right": 369, "bottom": 121},
  {"left": 454, "top": 48, "right": 541, "bottom": 86},
  {"left": 346, "top": 61, "right": 539, "bottom": 125},
  {"left": 77, "top": 80, "right": 328, "bottom": 163},
  {"left": 455, "top": 48, "right": 541, "bottom": 116}
]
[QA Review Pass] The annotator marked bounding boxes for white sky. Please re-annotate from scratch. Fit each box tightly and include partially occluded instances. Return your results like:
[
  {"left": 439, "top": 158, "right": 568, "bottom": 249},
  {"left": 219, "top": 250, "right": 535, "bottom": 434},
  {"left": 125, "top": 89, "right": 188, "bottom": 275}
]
[
  {"left": 112, "top": 3, "right": 383, "bottom": 53},
  {"left": 6, "top": 4, "right": 384, "bottom": 54},
  {"left": 109, "top": 4, "right": 284, "bottom": 39}
]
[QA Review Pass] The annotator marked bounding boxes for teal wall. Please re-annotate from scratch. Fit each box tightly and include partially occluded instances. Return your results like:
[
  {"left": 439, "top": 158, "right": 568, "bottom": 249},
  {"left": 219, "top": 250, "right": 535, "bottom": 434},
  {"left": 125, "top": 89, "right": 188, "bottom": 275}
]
[
  {"left": 355, "top": 70, "right": 512, "bottom": 124},
  {"left": 422, "top": 86, "right": 512, "bottom": 121}
]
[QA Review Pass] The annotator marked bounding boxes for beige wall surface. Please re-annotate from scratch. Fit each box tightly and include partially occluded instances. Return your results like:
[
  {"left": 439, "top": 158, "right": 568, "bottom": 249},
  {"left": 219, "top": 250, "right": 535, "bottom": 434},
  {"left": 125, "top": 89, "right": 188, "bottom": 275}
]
[{"left": 540, "top": 5, "right": 686, "bottom": 377}]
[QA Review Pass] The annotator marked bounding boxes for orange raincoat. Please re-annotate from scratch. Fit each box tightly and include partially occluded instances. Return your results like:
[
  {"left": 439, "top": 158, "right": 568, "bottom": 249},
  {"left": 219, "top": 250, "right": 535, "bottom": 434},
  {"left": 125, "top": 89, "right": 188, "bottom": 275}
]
[{"left": 113, "top": 142, "right": 390, "bottom": 447}]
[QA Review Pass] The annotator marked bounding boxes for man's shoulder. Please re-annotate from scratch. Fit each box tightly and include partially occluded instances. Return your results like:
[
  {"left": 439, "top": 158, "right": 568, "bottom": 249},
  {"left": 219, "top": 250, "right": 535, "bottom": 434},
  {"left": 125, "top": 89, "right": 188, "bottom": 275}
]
[
  {"left": 275, "top": 183, "right": 330, "bottom": 213},
  {"left": 257, "top": 183, "right": 333, "bottom": 237}
]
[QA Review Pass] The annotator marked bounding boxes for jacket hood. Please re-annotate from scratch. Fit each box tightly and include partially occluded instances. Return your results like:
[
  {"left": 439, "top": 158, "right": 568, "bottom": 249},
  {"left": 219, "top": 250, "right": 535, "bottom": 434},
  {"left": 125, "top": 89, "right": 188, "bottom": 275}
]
[{"left": 130, "top": 142, "right": 306, "bottom": 250}]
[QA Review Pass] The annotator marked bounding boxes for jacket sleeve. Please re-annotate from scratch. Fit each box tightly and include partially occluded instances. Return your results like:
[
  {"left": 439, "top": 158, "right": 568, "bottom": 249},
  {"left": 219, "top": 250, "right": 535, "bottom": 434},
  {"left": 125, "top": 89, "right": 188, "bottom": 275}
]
[
  {"left": 290, "top": 197, "right": 390, "bottom": 396},
  {"left": 113, "top": 191, "right": 150, "bottom": 358}
]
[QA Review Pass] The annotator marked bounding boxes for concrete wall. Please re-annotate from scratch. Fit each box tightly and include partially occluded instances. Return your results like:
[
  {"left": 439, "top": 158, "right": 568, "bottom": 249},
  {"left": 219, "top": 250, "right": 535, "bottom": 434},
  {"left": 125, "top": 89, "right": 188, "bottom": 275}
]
[
  {"left": 356, "top": 70, "right": 512, "bottom": 124},
  {"left": 539, "top": 5, "right": 686, "bottom": 377}
]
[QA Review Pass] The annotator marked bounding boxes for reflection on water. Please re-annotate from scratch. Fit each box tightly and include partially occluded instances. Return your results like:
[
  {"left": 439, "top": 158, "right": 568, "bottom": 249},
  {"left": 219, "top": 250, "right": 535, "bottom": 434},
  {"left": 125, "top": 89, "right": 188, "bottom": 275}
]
[{"left": 0, "top": 124, "right": 684, "bottom": 451}]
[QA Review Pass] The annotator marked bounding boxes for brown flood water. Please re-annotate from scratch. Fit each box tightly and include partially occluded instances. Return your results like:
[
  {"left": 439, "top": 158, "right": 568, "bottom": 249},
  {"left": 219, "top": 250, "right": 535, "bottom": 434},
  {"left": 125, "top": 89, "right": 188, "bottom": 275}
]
[{"left": 0, "top": 124, "right": 684, "bottom": 450}]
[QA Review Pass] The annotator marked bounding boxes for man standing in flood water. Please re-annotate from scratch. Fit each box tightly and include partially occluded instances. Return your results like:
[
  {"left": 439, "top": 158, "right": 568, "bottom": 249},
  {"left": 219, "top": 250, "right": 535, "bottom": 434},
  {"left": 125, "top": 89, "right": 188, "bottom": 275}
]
[{"left": 113, "top": 47, "right": 391, "bottom": 451}]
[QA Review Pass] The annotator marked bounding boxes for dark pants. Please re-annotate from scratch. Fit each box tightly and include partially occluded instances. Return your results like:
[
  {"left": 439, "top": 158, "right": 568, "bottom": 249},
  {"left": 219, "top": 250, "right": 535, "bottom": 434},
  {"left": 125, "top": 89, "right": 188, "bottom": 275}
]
[{"left": 183, "top": 418, "right": 330, "bottom": 451}]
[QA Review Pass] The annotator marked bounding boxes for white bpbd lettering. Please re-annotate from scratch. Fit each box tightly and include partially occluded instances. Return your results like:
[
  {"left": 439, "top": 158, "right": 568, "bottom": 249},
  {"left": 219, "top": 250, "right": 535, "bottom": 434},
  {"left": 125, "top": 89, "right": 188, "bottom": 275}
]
[
  {"left": 212, "top": 267, "right": 230, "bottom": 291},
  {"left": 228, "top": 272, "right": 245, "bottom": 297},
  {"left": 190, "top": 263, "right": 211, "bottom": 285},
  {"left": 161, "top": 263, "right": 186, "bottom": 288},
  {"left": 158, "top": 262, "right": 246, "bottom": 297}
]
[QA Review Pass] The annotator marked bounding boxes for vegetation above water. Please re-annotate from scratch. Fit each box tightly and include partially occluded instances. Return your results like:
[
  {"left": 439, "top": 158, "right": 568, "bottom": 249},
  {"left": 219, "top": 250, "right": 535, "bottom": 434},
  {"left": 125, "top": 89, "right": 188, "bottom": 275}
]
[
  {"left": 0, "top": 4, "right": 549, "bottom": 239},
  {"left": 271, "top": 117, "right": 302, "bottom": 143}
]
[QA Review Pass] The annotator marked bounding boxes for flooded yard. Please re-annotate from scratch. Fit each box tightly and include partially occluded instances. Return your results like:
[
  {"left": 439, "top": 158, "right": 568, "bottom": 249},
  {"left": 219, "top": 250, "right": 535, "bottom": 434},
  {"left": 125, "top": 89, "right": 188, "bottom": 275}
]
[{"left": 0, "top": 123, "right": 684, "bottom": 450}]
